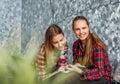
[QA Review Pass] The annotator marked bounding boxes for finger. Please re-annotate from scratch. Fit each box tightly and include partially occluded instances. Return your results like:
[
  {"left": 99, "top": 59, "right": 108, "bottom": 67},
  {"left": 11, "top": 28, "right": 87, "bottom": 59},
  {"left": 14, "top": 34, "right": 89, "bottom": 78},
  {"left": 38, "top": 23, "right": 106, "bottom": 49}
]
[
  {"left": 66, "top": 66, "right": 74, "bottom": 71},
  {"left": 68, "top": 64, "right": 81, "bottom": 71},
  {"left": 68, "top": 64, "right": 77, "bottom": 68},
  {"left": 66, "top": 67, "right": 74, "bottom": 71},
  {"left": 59, "top": 66, "right": 65, "bottom": 70}
]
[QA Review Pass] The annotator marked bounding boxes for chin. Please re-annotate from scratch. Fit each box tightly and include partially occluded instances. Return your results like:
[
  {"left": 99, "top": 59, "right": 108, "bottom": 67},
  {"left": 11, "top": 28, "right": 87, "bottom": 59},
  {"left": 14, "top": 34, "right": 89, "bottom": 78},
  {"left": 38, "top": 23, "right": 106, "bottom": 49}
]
[{"left": 78, "top": 37, "right": 86, "bottom": 41}]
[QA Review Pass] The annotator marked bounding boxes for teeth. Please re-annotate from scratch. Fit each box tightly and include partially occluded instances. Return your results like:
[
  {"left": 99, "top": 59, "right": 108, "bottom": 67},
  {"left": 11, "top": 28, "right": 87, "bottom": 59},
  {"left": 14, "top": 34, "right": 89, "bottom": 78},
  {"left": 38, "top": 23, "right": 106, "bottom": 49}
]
[
  {"left": 80, "top": 35, "right": 84, "bottom": 37},
  {"left": 79, "top": 33, "right": 85, "bottom": 38}
]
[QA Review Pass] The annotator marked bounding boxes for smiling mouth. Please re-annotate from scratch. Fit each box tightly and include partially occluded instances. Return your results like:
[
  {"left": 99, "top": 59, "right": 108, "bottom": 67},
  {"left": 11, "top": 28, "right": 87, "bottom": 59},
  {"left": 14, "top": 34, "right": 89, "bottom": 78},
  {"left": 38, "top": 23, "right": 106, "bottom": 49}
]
[{"left": 79, "top": 34, "right": 85, "bottom": 38}]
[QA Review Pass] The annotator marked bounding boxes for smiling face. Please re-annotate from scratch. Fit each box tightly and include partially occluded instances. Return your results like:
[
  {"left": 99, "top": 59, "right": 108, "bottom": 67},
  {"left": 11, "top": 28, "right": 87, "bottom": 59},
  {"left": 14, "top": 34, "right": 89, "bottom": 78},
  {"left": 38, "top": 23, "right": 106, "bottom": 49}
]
[
  {"left": 52, "top": 33, "right": 66, "bottom": 50},
  {"left": 73, "top": 19, "right": 90, "bottom": 43}
]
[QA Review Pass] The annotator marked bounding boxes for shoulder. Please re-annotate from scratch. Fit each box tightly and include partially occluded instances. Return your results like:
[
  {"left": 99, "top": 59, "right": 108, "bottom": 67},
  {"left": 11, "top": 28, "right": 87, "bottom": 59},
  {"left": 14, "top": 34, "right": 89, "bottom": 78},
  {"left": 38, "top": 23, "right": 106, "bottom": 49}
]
[
  {"left": 73, "top": 39, "right": 82, "bottom": 49},
  {"left": 38, "top": 43, "right": 46, "bottom": 56},
  {"left": 39, "top": 43, "right": 45, "bottom": 50},
  {"left": 73, "top": 39, "right": 81, "bottom": 45},
  {"left": 93, "top": 44, "right": 101, "bottom": 49},
  {"left": 93, "top": 44, "right": 107, "bottom": 53}
]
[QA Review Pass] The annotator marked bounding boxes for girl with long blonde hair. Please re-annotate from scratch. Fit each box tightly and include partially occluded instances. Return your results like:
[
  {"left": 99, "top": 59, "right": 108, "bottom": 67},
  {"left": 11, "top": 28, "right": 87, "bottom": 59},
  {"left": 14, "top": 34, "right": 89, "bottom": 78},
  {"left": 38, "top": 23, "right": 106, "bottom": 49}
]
[
  {"left": 36, "top": 24, "right": 68, "bottom": 81},
  {"left": 66, "top": 16, "right": 113, "bottom": 84}
]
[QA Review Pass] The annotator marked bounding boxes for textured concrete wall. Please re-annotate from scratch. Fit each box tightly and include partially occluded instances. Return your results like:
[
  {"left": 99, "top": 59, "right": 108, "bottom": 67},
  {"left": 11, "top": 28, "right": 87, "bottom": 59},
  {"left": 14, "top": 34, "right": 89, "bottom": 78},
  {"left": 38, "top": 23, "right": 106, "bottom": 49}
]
[
  {"left": 21, "top": 0, "right": 53, "bottom": 52},
  {"left": 0, "top": 0, "right": 21, "bottom": 48},
  {"left": 0, "top": 0, "right": 120, "bottom": 74}
]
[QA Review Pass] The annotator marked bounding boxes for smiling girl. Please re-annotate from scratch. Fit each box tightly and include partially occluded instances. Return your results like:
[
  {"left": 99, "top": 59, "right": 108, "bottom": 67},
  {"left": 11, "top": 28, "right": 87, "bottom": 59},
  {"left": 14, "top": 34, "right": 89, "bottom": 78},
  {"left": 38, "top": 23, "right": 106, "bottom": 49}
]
[{"left": 66, "top": 16, "right": 113, "bottom": 84}]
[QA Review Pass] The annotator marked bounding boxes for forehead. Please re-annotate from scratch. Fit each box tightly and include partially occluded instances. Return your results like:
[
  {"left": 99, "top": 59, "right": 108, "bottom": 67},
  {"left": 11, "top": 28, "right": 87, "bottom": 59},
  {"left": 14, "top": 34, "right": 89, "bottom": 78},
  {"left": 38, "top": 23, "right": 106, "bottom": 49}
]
[
  {"left": 74, "top": 20, "right": 88, "bottom": 27},
  {"left": 52, "top": 34, "right": 64, "bottom": 42}
]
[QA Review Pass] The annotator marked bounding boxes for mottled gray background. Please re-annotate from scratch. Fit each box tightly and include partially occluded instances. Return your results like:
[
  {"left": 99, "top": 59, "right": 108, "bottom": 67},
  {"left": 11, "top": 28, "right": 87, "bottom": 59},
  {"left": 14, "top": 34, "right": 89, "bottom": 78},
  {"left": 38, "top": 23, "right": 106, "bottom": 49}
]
[{"left": 0, "top": 0, "right": 120, "bottom": 77}]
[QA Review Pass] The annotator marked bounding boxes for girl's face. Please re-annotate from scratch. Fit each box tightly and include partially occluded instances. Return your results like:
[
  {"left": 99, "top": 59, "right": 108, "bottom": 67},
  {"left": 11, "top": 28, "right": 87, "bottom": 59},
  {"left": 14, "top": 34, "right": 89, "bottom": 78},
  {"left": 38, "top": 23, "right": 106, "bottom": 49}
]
[
  {"left": 52, "top": 33, "right": 66, "bottom": 50},
  {"left": 73, "top": 19, "right": 90, "bottom": 42}
]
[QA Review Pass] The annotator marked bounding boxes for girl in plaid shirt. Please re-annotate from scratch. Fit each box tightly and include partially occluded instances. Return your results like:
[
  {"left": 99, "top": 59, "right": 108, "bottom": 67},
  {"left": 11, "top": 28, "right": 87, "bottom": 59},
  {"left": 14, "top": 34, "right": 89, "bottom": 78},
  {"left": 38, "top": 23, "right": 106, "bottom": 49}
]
[
  {"left": 66, "top": 16, "right": 113, "bottom": 84},
  {"left": 36, "top": 24, "right": 68, "bottom": 81}
]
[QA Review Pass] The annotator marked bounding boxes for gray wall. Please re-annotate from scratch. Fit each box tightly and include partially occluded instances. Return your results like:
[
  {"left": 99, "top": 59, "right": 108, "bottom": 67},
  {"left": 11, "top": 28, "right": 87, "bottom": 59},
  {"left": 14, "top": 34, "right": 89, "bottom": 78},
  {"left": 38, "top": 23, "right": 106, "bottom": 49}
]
[
  {"left": 0, "top": 0, "right": 21, "bottom": 48},
  {"left": 0, "top": 0, "right": 120, "bottom": 73},
  {"left": 21, "top": 0, "right": 53, "bottom": 52}
]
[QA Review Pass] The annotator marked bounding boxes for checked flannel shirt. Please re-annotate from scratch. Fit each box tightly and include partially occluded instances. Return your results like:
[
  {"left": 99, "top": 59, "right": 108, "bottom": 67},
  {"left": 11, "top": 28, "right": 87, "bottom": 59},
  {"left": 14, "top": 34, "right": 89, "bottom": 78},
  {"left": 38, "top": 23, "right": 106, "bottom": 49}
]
[{"left": 73, "top": 39, "right": 113, "bottom": 81}]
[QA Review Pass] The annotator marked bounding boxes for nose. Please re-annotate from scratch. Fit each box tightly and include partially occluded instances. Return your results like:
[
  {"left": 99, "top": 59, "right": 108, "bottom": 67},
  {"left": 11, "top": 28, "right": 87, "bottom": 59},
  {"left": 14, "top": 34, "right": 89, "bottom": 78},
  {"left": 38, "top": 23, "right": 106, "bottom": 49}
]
[{"left": 79, "top": 29, "right": 82, "bottom": 34}]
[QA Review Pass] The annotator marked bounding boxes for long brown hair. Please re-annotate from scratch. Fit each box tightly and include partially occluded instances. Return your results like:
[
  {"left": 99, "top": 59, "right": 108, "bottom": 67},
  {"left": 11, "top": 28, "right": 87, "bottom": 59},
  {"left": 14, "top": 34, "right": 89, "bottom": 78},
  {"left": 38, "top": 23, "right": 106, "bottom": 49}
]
[
  {"left": 44, "top": 24, "right": 64, "bottom": 58},
  {"left": 72, "top": 16, "right": 107, "bottom": 67}
]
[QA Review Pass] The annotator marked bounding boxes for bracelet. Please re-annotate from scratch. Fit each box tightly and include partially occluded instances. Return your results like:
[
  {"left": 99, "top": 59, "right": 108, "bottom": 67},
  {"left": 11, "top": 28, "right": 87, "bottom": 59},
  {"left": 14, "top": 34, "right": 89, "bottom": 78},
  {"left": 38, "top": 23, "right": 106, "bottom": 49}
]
[{"left": 60, "top": 51, "right": 65, "bottom": 55}]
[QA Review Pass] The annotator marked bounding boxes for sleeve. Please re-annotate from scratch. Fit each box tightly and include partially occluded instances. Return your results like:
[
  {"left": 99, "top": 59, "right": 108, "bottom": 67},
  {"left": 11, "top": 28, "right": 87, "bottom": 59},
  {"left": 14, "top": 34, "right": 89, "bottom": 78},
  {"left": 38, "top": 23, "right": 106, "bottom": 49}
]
[
  {"left": 83, "top": 47, "right": 106, "bottom": 80},
  {"left": 73, "top": 43, "right": 78, "bottom": 64},
  {"left": 35, "top": 44, "right": 46, "bottom": 79},
  {"left": 57, "top": 44, "right": 68, "bottom": 67}
]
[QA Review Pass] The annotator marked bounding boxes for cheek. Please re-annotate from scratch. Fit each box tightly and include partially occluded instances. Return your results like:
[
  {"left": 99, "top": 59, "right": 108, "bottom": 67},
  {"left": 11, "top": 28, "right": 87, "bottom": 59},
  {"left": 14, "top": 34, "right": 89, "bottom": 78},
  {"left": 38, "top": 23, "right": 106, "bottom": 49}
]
[
  {"left": 75, "top": 32, "right": 80, "bottom": 37},
  {"left": 86, "top": 30, "right": 90, "bottom": 35},
  {"left": 74, "top": 31, "right": 79, "bottom": 36}
]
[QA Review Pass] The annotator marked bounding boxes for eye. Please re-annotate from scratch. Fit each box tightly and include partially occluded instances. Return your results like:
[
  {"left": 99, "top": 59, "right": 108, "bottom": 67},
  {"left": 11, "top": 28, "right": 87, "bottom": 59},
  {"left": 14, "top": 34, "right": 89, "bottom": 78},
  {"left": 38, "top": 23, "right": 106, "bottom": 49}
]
[
  {"left": 74, "top": 28, "right": 79, "bottom": 31},
  {"left": 52, "top": 41, "right": 58, "bottom": 44},
  {"left": 60, "top": 38, "right": 64, "bottom": 41},
  {"left": 82, "top": 27, "right": 86, "bottom": 29}
]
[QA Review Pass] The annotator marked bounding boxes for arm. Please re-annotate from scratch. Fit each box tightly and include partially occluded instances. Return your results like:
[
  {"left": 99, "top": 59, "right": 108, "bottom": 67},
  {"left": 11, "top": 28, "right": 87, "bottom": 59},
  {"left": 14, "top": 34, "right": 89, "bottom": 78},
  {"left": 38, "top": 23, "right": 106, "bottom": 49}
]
[
  {"left": 73, "top": 42, "right": 79, "bottom": 64},
  {"left": 67, "top": 46, "right": 107, "bottom": 80},
  {"left": 35, "top": 44, "right": 46, "bottom": 79},
  {"left": 57, "top": 56, "right": 68, "bottom": 68},
  {"left": 57, "top": 44, "right": 68, "bottom": 68},
  {"left": 83, "top": 46, "right": 106, "bottom": 80}
]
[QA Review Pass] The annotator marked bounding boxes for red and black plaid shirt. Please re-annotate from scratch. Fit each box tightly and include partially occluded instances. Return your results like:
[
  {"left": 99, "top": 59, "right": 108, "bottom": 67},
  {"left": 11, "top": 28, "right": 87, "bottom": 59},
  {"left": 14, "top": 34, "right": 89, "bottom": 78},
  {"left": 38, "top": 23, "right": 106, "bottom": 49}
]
[{"left": 73, "top": 39, "right": 113, "bottom": 81}]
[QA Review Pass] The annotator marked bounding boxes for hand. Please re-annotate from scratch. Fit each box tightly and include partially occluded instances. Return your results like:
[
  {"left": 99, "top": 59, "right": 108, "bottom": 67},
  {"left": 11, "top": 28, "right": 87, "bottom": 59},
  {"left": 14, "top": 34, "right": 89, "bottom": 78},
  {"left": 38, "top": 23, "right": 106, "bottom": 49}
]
[
  {"left": 58, "top": 66, "right": 70, "bottom": 73},
  {"left": 66, "top": 64, "right": 83, "bottom": 74},
  {"left": 74, "top": 63, "right": 85, "bottom": 68},
  {"left": 58, "top": 66, "right": 65, "bottom": 72}
]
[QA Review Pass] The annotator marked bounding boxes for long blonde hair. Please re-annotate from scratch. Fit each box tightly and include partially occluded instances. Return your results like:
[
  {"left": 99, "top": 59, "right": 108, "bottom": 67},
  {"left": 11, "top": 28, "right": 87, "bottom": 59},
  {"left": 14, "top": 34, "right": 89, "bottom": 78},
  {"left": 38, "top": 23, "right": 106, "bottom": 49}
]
[
  {"left": 44, "top": 24, "right": 64, "bottom": 60},
  {"left": 72, "top": 16, "right": 107, "bottom": 67}
]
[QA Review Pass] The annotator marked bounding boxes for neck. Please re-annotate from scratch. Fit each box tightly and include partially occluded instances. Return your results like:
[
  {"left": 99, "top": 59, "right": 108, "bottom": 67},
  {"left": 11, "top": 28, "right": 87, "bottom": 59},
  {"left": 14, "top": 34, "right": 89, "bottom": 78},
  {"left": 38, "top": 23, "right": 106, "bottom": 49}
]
[{"left": 81, "top": 40, "right": 86, "bottom": 48}]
